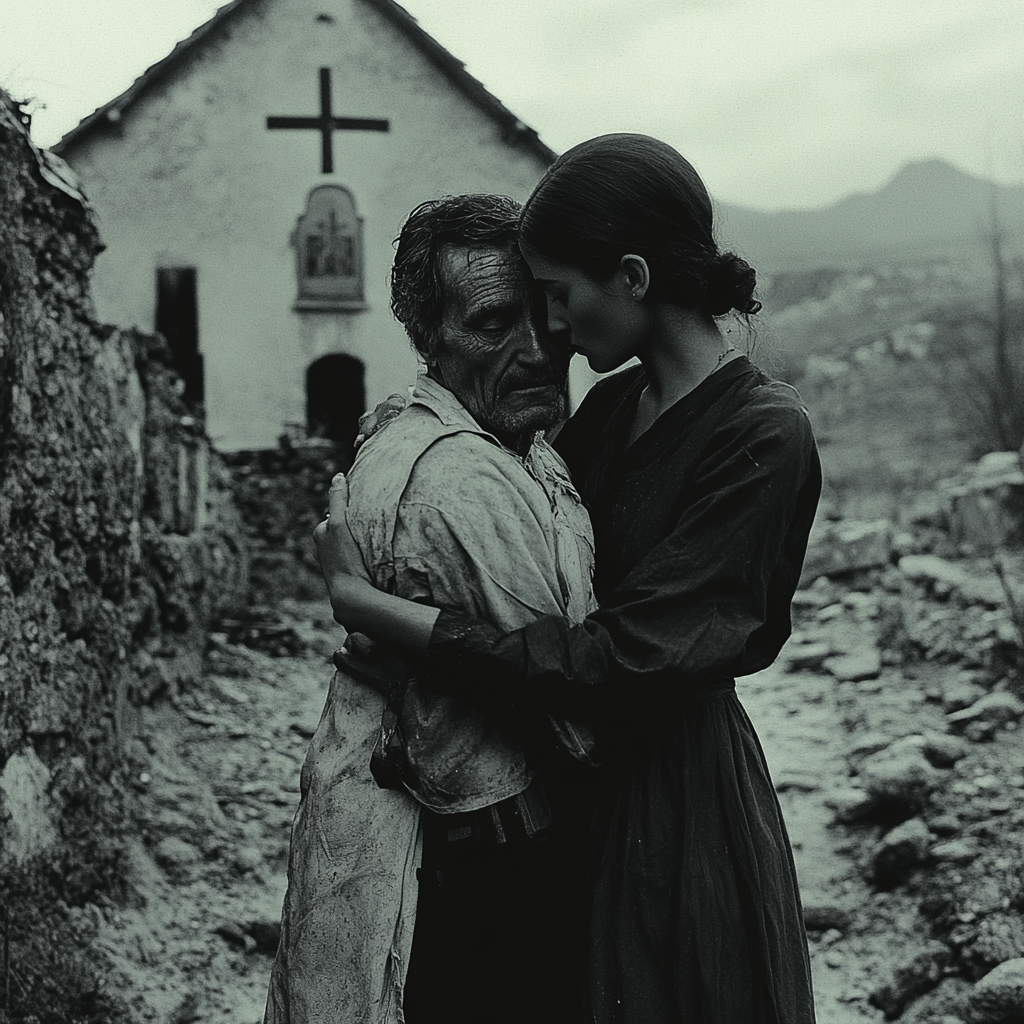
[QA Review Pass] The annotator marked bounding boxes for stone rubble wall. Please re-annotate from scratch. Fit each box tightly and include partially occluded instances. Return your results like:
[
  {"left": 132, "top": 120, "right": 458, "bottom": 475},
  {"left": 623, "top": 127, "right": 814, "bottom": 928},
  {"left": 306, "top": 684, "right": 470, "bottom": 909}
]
[
  {"left": 0, "top": 88, "right": 248, "bottom": 1014},
  {"left": 223, "top": 436, "right": 347, "bottom": 606}
]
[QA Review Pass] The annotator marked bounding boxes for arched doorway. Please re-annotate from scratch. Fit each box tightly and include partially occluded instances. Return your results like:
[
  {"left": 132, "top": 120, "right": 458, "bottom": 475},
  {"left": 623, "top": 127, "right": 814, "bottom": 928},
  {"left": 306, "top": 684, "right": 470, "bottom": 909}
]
[{"left": 306, "top": 354, "right": 365, "bottom": 461}]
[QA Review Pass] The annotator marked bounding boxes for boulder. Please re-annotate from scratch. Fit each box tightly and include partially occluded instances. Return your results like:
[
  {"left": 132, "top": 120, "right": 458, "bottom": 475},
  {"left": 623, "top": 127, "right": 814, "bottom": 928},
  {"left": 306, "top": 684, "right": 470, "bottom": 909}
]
[
  {"left": 801, "top": 519, "right": 893, "bottom": 584},
  {"left": 154, "top": 836, "right": 201, "bottom": 878},
  {"left": 899, "top": 555, "right": 1006, "bottom": 607},
  {"left": 884, "top": 731, "right": 969, "bottom": 768},
  {"left": 849, "top": 731, "right": 893, "bottom": 759},
  {"left": 233, "top": 845, "right": 265, "bottom": 874},
  {"left": 872, "top": 817, "right": 933, "bottom": 887},
  {"left": 843, "top": 590, "right": 881, "bottom": 616},
  {"left": 215, "top": 920, "right": 257, "bottom": 953},
  {"left": 858, "top": 746, "right": 941, "bottom": 814},
  {"left": 930, "top": 839, "right": 980, "bottom": 865},
  {"left": 942, "top": 680, "right": 988, "bottom": 713},
  {"left": 920, "top": 731, "right": 970, "bottom": 768},
  {"left": 926, "top": 813, "right": 962, "bottom": 837},
  {"left": 870, "top": 940, "right": 954, "bottom": 1018},
  {"left": 246, "top": 915, "right": 282, "bottom": 955},
  {"left": 940, "top": 452, "right": 1024, "bottom": 553},
  {"left": 802, "top": 900, "right": 853, "bottom": 931},
  {"left": 782, "top": 639, "right": 833, "bottom": 671},
  {"left": 773, "top": 769, "right": 822, "bottom": 793},
  {"left": 824, "top": 647, "right": 882, "bottom": 682},
  {"left": 964, "top": 720, "right": 998, "bottom": 743},
  {"left": 824, "top": 786, "right": 875, "bottom": 823},
  {"left": 968, "top": 957, "right": 1024, "bottom": 1023}
]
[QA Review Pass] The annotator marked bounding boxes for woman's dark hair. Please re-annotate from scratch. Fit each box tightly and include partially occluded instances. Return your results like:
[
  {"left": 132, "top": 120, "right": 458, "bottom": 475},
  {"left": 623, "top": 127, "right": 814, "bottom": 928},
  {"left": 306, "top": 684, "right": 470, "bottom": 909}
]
[
  {"left": 391, "top": 194, "right": 522, "bottom": 360},
  {"left": 520, "top": 134, "right": 761, "bottom": 318}
]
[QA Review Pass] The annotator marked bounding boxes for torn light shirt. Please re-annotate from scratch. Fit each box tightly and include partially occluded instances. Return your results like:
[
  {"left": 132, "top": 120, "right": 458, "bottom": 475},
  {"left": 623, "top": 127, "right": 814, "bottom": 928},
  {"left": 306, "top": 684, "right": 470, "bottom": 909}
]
[
  {"left": 264, "top": 372, "right": 596, "bottom": 1024},
  {"left": 352, "top": 372, "right": 598, "bottom": 810}
]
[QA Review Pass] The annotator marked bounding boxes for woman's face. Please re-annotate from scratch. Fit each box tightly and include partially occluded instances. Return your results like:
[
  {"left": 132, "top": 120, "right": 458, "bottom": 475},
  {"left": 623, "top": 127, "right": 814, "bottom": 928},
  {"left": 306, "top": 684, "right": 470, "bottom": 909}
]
[{"left": 525, "top": 251, "right": 647, "bottom": 375}]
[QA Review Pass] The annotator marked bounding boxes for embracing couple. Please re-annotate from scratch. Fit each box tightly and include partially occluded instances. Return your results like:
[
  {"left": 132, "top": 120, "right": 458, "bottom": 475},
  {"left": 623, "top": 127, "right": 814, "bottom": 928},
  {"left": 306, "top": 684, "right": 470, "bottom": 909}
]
[{"left": 265, "top": 133, "right": 822, "bottom": 1024}]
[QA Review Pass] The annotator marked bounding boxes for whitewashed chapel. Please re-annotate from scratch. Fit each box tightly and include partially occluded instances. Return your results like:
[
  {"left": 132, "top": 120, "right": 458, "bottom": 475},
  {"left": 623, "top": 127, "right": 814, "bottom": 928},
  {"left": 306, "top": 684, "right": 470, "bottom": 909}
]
[{"left": 55, "top": 0, "right": 559, "bottom": 451}]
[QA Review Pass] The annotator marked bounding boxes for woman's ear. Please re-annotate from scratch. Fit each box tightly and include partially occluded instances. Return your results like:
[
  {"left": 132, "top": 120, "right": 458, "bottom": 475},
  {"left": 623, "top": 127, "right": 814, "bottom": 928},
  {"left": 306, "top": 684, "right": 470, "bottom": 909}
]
[{"left": 620, "top": 254, "right": 650, "bottom": 301}]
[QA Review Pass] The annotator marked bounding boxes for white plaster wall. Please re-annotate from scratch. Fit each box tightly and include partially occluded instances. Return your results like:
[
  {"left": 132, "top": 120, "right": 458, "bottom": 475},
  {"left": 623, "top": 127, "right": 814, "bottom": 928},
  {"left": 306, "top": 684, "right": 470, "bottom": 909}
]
[{"left": 65, "top": 0, "right": 551, "bottom": 450}]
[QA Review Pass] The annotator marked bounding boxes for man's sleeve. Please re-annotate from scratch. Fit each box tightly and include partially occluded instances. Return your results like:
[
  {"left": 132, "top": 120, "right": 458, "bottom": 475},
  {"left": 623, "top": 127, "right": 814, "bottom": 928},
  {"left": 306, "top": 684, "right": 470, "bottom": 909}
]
[{"left": 391, "top": 432, "right": 570, "bottom": 627}]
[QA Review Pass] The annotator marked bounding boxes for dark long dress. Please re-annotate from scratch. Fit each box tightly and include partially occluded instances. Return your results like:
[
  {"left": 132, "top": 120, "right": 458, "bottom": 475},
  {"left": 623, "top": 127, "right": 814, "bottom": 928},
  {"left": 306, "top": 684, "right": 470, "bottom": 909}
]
[{"left": 428, "top": 357, "right": 822, "bottom": 1024}]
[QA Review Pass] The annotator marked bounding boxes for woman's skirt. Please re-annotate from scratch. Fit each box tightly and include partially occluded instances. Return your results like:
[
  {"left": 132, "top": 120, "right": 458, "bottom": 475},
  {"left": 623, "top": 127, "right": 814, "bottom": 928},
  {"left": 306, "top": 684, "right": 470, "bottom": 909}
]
[{"left": 585, "top": 689, "right": 816, "bottom": 1024}]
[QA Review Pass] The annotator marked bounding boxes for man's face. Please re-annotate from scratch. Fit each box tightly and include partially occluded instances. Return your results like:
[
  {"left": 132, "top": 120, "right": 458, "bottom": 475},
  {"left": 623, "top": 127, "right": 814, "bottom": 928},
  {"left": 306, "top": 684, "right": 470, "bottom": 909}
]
[{"left": 428, "top": 244, "right": 569, "bottom": 447}]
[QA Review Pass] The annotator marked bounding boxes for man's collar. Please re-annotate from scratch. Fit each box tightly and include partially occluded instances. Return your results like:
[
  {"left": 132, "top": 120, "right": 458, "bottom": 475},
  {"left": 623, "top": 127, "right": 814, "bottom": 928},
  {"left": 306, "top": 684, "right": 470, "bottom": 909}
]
[
  {"left": 409, "top": 372, "right": 538, "bottom": 456},
  {"left": 409, "top": 372, "right": 492, "bottom": 434}
]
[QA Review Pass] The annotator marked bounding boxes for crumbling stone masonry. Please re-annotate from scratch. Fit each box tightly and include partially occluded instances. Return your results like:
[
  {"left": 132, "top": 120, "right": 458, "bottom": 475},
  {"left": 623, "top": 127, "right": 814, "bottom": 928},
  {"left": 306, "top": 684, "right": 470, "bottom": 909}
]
[
  {"left": 224, "top": 436, "right": 348, "bottom": 604},
  {"left": 0, "top": 89, "right": 247, "bottom": 1017}
]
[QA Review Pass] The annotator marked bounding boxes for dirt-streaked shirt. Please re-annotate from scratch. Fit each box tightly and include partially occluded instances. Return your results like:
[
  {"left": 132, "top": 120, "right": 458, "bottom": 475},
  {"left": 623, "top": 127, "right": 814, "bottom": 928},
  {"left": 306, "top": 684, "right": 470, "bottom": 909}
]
[
  {"left": 264, "top": 373, "right": 596, "bottom": 1024},
  {"left": 353, "top": 372, "right": 597, "bottom": 811}
]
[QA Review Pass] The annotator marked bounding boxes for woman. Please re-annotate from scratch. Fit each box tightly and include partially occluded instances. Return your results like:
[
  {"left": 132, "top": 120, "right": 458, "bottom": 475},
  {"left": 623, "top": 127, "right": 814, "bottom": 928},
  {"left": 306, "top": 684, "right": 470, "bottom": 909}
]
[{"left": 318, "top": 133, "right": 821, "bottom": 1023}]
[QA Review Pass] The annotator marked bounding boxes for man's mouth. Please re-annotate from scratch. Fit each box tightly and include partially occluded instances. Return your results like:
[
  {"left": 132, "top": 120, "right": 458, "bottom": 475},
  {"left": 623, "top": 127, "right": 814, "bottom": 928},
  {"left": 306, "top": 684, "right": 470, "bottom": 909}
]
[
  {"left": 506, "top": 383, "right": 558, "bottom": 397},
  {"left": 503, "top": 370, "right": 560, "bottom": 391},
  {"left": 500, "top": 380, "right": 562, "bottom": 406}
]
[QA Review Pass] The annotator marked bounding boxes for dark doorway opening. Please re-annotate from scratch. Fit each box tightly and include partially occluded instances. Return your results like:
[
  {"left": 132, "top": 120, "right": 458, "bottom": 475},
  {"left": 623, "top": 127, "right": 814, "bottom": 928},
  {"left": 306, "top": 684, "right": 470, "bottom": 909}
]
[
  {"left": 155, "top": 267, "right": 204, "bottom": 405},
  {"left": 306, "top": 353, "right": 365, "bottom": 458}
]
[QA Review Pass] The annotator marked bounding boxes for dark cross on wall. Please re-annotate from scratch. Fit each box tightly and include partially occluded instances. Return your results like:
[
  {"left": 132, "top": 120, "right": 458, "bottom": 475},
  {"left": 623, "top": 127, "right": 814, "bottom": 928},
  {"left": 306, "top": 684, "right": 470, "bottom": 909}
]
[{"left": 267, "top": 68, "right": 389, "bottom": 174}]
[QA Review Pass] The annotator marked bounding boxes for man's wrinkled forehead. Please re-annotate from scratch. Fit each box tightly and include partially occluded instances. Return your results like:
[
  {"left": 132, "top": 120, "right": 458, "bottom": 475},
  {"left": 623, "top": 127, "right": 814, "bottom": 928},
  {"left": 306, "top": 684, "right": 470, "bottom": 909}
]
[{"left": 439, "top": 244, "right": 532, "bottom": 315}]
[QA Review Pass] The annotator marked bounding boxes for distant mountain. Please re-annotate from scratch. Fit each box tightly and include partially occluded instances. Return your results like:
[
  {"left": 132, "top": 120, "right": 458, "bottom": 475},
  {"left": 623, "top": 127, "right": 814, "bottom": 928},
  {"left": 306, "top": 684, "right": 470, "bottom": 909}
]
[{"left": 716, "top": 160, "right": 1024, "bottom": 274}]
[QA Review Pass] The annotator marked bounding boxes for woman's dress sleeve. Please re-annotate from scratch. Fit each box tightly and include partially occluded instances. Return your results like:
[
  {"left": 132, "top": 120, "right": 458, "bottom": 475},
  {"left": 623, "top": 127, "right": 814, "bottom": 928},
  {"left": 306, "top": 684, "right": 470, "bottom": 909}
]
[{"left": 428, "top": 400, "right": 821, "bottom": 726}]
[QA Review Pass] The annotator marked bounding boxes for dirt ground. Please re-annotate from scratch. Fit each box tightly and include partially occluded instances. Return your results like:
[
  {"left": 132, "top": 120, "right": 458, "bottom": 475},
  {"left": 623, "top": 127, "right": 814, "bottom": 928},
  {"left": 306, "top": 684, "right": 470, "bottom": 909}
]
[
  {"left": 91, "top": 600, "right": 337, "bottom": 1024},
  {"left": 94, "top": 575, "right": 1023, "bottom": 1023}
]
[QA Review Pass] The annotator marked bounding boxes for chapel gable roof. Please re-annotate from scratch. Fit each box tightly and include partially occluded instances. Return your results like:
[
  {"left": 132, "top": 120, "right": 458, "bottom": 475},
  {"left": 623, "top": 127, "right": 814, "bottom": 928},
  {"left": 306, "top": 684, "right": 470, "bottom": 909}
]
[{"left": 53, "top": 0, "right": 556, "bottom": 165}]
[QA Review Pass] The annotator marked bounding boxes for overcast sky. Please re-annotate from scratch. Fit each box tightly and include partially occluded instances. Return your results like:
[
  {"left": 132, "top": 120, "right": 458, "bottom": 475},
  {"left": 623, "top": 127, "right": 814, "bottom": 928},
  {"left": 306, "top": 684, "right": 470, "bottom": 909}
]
[{"left": 2, "top": 0, "right": 1022, "bottom": 210}]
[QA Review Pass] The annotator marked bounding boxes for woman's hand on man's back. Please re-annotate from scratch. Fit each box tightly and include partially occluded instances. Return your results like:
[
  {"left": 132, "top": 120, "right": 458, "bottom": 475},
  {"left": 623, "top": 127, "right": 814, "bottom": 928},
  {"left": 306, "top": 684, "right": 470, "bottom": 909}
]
[{"left": 354, "top": 393, "right": 407, "bottom": 452}]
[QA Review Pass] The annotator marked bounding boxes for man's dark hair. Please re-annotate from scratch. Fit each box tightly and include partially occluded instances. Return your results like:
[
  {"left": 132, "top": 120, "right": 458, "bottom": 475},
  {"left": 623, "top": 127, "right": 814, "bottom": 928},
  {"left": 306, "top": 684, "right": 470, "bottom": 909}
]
[{"left": 391, "top": 194, "right": 522, "bottom": 360}]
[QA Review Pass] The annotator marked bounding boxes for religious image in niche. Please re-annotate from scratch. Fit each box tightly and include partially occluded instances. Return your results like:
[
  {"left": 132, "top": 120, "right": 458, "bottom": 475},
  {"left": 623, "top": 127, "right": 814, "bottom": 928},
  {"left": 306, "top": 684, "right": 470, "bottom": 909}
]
[
  {"left": 292, "top": 184, "right": 364, "bottom": 306},
  {"left": 306, "top": 213, "right": 355, "bottom": 278}
]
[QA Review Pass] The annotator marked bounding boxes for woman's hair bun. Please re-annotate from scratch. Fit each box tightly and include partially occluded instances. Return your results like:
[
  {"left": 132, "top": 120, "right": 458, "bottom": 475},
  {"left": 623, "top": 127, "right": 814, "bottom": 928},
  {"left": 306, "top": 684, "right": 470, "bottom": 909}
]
[{"left": 703, "top": 253, "right": 761, "bottom": 317}]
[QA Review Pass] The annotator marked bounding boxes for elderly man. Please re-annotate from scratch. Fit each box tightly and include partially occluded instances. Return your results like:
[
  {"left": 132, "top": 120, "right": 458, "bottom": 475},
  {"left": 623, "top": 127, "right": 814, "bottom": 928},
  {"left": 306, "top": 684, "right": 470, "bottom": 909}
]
[{"left": 265, "top": 195, "right": 595, "bottom": 1024}]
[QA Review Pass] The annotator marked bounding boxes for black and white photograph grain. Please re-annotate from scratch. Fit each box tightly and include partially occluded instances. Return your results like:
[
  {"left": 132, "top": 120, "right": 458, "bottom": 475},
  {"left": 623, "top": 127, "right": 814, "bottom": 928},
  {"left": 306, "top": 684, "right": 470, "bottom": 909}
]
[{"left": 1, "top": 1, "right": 1023, "bottom": 1022}]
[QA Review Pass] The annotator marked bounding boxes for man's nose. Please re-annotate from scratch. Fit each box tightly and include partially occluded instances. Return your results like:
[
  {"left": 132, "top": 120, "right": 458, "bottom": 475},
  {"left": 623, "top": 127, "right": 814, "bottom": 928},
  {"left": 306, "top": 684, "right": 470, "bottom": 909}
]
[{"left": 514, "top": 315, "right": 550, "bottom": 365}]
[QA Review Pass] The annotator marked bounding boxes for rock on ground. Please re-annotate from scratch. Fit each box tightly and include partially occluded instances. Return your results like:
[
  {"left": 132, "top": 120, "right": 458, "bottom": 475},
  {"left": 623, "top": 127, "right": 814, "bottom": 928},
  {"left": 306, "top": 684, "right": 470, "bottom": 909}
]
[{"left": 968, "top": 957, "right": 1024, "bottom": 1023}]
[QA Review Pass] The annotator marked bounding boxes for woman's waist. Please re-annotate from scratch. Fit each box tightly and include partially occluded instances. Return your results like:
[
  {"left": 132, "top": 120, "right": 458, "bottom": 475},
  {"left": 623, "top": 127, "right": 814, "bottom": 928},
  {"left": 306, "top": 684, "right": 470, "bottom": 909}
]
[
  {"left": 622, "top": 671, "right": 736, "bottom": 707},
  {"left": 600, "top": 674, "right": 738, "bottom": 754}
]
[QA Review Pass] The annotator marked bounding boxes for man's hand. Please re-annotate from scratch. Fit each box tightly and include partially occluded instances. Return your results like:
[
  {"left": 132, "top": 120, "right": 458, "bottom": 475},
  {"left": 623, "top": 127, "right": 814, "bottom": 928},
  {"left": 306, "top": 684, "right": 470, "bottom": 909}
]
[{"left": 354, "top": 393, "right": 407, "bottom": 452}]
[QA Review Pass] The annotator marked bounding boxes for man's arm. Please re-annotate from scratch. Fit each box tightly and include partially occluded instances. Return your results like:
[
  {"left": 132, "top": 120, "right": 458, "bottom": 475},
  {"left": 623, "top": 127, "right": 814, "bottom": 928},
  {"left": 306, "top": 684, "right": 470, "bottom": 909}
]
[
  {"left": 316, "top": 474, "right": 439, "bottom": 654},
  {"left": 388, "top": 433, "right": 575, "bottom": 625}
]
